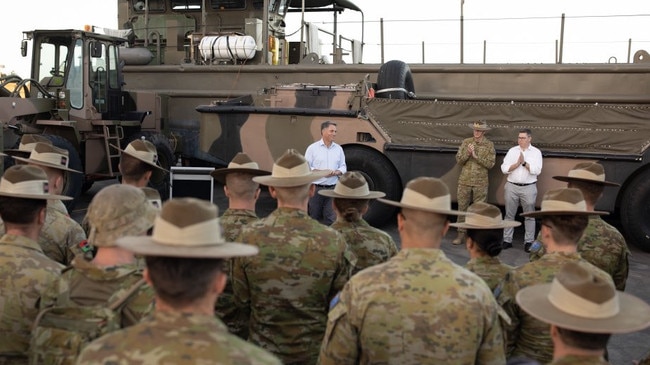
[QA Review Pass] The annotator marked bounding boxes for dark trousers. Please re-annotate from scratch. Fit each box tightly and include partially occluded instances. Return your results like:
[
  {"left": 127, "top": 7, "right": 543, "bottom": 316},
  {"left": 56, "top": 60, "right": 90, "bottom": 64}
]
[{"left": 308, "top": 185, "right": 336, "bottom": 225}]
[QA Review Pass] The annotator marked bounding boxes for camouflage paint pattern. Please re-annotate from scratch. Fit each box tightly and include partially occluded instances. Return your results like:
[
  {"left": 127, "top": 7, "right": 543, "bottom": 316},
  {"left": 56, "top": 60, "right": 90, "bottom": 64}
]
[
  {"left": 318, "top": 249, "right": 506, "bottom": 365},
  {"left": 0, "top": 200, "right": 88, "bottom": 265},
  {"left": 548, "top": 355, "right": 609, "bottom": 365},
  {"left": 329, "top": 218, "right": 398, "bottom": 275},
  {"left": 464, "top": 256, "right": 513, "bottom": 292},
  {"left": 0, "top": 234, "right": 63, "bottom": 358},
  {"left": 232, "top": 207, "right": 355, "bottom": 365},
  {"left": 215, "top": 208, "right": 259, "bottom": 338},
  {"left": 528, "top": 215, "right": 630, "bottom": 291},
  {"left": 496, "top": 252, "right": 613, "bottom": 364},
  {"left": 37, "top": 256, "right": 154, "bottom": 328},
  {"left": 76, "top": 311, "right": 282, "bottom": 365}
]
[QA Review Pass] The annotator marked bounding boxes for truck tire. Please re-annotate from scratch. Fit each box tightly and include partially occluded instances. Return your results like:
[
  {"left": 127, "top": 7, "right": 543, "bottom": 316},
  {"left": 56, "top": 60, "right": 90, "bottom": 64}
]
[
  {"left": 43, "top": 135, "right": 83, "bottom": 211},
  {"left": 376, "top": 60, "right": 416, "bottom": 99},
  {"left": 620, "top": 168, "right": 650, "bottom": 252},
  {"left": 344, "top": 145, "right": 402, "bottom": 227},
  {"left": 124, "top": 131, "right": 174, "bottom": 201}
]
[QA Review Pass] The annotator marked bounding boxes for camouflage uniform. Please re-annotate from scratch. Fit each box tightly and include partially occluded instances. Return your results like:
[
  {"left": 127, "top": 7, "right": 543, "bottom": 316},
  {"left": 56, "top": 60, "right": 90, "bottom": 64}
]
[
  {"left": 38, "top": 256, "right": 154, "bottom": 328},
  {"left": 496, "top": 252, "right": 613, "bottom": 364},
  {"left": 549, "top": 355, "right": 609, "bottom": 365},
  {"left": 216, "top": 208, "right": 259, "bottom": 338},
  {"left": 76, "top": 311, "right": 283, "bottom": 365},
  {"left": 319, "top": 248, "right": 506, "bottom": 365},
  {"left": 528, "top": 215, "right": 629, "bottom": 290},
  {"left": 233, "top": 207, "right": 355, "bottom": 365},
  {"left": 465, "top": 256, "right": 513, "bottom": 292},
  {"left": 455, "top": 136, "right": 496, "bottom": 229},
  {"left": 0, "top": 234, "right": 63, "bottom": 363},
  {"left": 0, "top": 200, "right": 88, "bottom": 265},
  {"left": 330, "top": 218, "right": 398, "bottom": 275}
]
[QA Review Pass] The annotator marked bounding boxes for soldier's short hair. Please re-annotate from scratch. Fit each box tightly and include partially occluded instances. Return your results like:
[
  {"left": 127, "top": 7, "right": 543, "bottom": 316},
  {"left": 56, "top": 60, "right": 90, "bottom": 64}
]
[
  {"left": 567, "top": 180, "right": 604, "bottom": 206},
  {"left": 0, "top": 196, "right": 47, "bottom": 224},
  {"left": 145, "top": 256, "right": 226, "bottom": 309},
  {"left": 119, "top": 153, "right": 154, "bottom": 181},
  {"left": 541, "top": 215, "right": 589, "bottom": 245},
  {"left": 321, "top": 121, "right": 337, "bottom": 131},
  {"left": 556, "top": 326, "right": 610, "bottom": 350},
  {"left": 225, "top": 172, "right": 260, "bottom": 199}
]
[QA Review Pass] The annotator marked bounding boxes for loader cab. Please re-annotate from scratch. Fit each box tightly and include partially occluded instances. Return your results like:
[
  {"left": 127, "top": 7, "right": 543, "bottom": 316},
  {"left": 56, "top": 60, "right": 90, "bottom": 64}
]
[{"left": 24, "top": 29, "right": 125, "bottom": 121}]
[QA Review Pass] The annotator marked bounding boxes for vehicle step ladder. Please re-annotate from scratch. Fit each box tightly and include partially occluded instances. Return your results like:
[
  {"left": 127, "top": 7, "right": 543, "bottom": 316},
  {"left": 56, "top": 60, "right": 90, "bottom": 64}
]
[{"left": 102, "top": 124, "right": 124, "bottom": 176}]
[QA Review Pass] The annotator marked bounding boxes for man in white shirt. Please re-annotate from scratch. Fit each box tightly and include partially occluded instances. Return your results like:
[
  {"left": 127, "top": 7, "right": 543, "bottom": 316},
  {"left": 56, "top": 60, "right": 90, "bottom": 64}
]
[
  {"left": 500, "top": 128, "right": 543, "bottom": 252},
  {"left": 305, "top": 121, "right": 347, "bottom": 225}
]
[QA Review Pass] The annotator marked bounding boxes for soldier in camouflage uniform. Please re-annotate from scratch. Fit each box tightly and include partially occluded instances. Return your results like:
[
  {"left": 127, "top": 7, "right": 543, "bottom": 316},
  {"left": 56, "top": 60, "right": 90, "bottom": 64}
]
[
  {"left": 232, "top": 149, "right": 355, "bottom": 365},
  {"left": 320, "top": 171, "right": 398, "bottom": 275},
  {"left": 6, "top": 142, "right": 90, "bottom": 264},
  {"left": 0, "top": 165, "right": 66, "bottom": 364},
  {"left": 516, "top": 262, "right": 650, "bottom": 365},
  {"left": 319, "top": 177, "right": 506, "bottom": 365},
  {"left": 211, "top": 152, "right": 270, "bottom": 338},
  {"left": 77, "top": 198, "right": 280, "bottom": 365},
  {"left": 452, "top": 121, "right": 496, "bottom": 245},
  {"left": 496, "top": 188, "right": 614, "bottom": 364},
  {"left": 37, "top": 184, "right": 157, "bottom": 331},
  {"left": 528, "top": 162, "right": 629, "bottom": 290},
  {"left": 450, "top": 201, "right": 519, "bottom": 291}
]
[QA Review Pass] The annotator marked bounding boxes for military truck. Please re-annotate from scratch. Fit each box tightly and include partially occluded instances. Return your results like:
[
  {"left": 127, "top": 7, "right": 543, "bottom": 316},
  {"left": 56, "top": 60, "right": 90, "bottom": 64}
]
[
  {"left": 195, "top": 60, "right": 650, "bottom": 253},
  {"left": 0, "top": 29, "right": 174, "bottom": 206}
]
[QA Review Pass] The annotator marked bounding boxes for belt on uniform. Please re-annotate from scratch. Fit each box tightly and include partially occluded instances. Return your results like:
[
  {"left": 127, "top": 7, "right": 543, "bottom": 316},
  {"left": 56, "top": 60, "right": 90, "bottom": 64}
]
[
  {"left": 316, "top": 184, "right": 335, "bottom": 188},
  {"left": 509, "top": 181, "right": 536, "bottom": 187}
]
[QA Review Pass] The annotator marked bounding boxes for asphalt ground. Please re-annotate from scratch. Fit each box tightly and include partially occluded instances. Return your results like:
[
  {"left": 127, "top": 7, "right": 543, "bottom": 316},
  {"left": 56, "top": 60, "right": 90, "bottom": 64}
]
[{"left": 72, "top": 179, "right": 650, "bottom": 365}]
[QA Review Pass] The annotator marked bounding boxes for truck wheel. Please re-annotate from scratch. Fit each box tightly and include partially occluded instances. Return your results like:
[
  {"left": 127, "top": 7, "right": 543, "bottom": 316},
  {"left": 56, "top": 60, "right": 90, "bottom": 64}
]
[
  {"left": 376, "top": 60, "right": 416, "bottom": 99},
  {"left": 43, "top": 135, "right": 83, "bottom": 211},
  {"left": 344, "top": 145, "right": 402, "bottom": 227},
  {"left": 124, "top": 131, "right": 174, "bottom": 201},
  {"left": 620, "top": 168, "right": 650, "bottom": 252}
]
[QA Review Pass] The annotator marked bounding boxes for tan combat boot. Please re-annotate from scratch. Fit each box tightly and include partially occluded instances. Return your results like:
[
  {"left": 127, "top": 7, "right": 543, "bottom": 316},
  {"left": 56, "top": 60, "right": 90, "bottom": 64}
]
[{"left": 452, "top": 232, "right": 466, "bottom": 245}]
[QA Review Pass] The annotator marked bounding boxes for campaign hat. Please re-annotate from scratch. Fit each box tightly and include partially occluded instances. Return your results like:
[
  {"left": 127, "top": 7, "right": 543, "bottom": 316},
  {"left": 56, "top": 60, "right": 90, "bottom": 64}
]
[
  {"left": 450, "top": 202, "right": 521, "bottom": 229},
  {"left": 253, "top": 149, "right": 329, "bottom": 187},
  {"left": 378, "top": 177, "right": 466, "bottom": 216},
  {"left": 521, "top": 188, "right": 608, "bottom": 218},
  {"left": 0, "top": 164, "right": 72, "bottom": 200},
  {"left": 210, "top": 152, "right": 271, "bottom": 184},
  {"left": 553, "top": 162, "right": 619, "bottom": 187},
  {"left": 13, "top": 142, "right": 82, "bottom": 174},
  {"left": 318, "top": 171, "right": 385, "bottom": 199}
]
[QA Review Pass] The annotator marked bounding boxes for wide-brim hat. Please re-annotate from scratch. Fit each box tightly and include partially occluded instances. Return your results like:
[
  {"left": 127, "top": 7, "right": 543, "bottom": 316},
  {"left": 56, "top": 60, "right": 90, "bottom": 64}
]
[
  {"left": 517, "top": 262, "right": 650, "bottom": 333},
  {"left": 112, "top": 139, "right": 169, "bottom": 173},
  {"left": 2, "top": 134, "right": 52, "bottom": 158},
  {"left": 469, "top": 121, "right": 491, "bottom": 131},
  {"left": 13, "top": 142, "right": 82, "bottom": 174},
  {"left": 378, "top": 177, "right": 466, "bottom": 216},
  {"left": 553, "top": 162, "right": 619, "bottom": 187},
  {"left": 87, "top": 184, "right": 157, "bottom": 247},
  {"left": 253, "top": 149, "right": 329, "bottom": 187},
  {"left": 116, "top": 197, "right": 258, "bottom": 259},
  {"left": 211, "top": 152, "right": 271, "bottom": 184},
  {"left": 521, "top": 188, "right": 608, "bottom": 218},
  {"left": 319, "top": 171, "right": 385, "bottom": 199},
  {"left": 450, "top": 201, "right": 521, "bottom": 229},
  {"left": 0, "top": 165, "right": 72, "bottom": 200}
]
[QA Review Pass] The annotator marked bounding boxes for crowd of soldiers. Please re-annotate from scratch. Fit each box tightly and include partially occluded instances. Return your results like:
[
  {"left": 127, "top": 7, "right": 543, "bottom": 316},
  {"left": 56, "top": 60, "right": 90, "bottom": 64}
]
[{"left": 1, "top": 124, "right": 650, "bottom": 365}]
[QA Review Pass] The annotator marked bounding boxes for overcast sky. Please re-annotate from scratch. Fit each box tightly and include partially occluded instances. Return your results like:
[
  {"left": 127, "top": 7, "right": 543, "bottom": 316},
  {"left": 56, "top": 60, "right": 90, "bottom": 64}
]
[{"left": 2, "top": 0, "right": 649, "bottom": 76}]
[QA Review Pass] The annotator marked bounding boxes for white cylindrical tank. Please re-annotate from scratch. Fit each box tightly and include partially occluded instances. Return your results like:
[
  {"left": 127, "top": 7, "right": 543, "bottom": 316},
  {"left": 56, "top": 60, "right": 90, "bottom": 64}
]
[
  {"left": 119, "top": 47, "right": 154, "bottom": 65},
  {"left": 199, "top": 35, "right": 257, "bottom": 61}
]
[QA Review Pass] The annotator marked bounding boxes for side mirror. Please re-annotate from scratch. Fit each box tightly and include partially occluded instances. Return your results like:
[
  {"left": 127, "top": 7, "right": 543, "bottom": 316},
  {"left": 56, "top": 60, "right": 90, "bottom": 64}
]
[{"left": 21, "top": 39, "right": 28, "bottom": 57}]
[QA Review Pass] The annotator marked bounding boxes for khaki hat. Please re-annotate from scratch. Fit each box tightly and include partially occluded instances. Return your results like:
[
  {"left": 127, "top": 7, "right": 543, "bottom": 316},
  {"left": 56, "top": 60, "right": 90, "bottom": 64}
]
[
  {"left": 318, "top": 171, "right": 385, "bottom": 199},
  {"left": 2, "top": 134, "right": 52, "bottom": 158},
  {"left": 87, "top": 184, "right": 157, "bottom": 247},
  {"left": 253, "top": 149, "right": 329, "bottom": 187},
  {"left": 116, "top": 197, "right": 259, "bottom": 258},
  {"left": 521, "top": 188, "right": 608, "bottom": 218},
  {"left": 378, "top": 177, "right": 466, "bottom": 216},
  {"left": 113, "top": 139, "right": 169, "bottom": 173},
  {"left": 469, "top": 121, "right": 491, "bottom": 131},
  {"left": 141, "top": 187, "right": 162, "bottom": 210},
  {"left": 13, "top": 142, "right": 82, "bottom": 174},
  {"left": 0, "top": 164, "right": 72, "bottom": 200},
  {"left": 450, "top": 202, "right": 521, "bottom": 229},
  {"left": 517, "top": 262, "right": 650, "bottom": 333},
  {"left": 210, "top": 152, "right": 271, "bottom": 184},
  {"left": 553, "top": 162, "right": 620, "bottom": 187}
]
